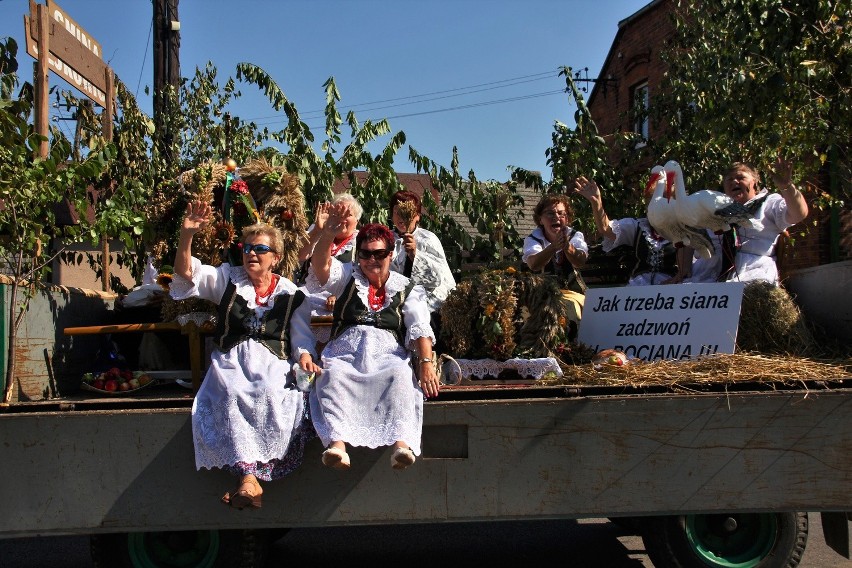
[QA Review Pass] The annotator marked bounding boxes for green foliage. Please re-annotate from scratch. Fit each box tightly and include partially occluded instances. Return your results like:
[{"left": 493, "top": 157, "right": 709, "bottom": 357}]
[
  {"left": 653, "top": 0, "right": 851, "bottom": 204},
  {"left": 0, "top": 37, "right": 113, "bottom": 397},
  {"left": 516, "top": 67, "right": 650, "bottom": 238}
]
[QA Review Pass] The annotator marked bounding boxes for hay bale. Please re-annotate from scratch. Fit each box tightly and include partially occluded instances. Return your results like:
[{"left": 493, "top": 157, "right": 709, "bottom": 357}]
[{"left": 737, "top": 281, "right": 817, "bottom": 355}]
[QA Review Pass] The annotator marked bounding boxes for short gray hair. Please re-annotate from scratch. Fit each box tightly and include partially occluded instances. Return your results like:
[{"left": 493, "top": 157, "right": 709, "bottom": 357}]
[{"left": 333, "top": 193, "right": 363, "bottom": 220}]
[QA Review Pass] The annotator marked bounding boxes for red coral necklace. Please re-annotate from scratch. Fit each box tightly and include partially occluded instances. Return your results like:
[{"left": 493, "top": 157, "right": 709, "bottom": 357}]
[
  {"left": 368, "top": 283, "right": 386, "bottom": 311},
  {"left": 254, "top": 274, "right": 279, "bottom": 306},
  {"left": 330, "top": 233, "right": 354, "bottom": 257}
]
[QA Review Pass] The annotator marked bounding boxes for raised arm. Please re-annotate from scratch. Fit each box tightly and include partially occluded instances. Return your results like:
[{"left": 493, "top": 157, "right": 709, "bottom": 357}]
[
  {"left": 297, "top": 201, "right": 331, "bottom": 262},
  {"left": 174, "top": 200, "right": 211, "bottom": 281},
  {"left": 769, "top": 156, "right": 808, "bottom": 225},
  {"left": 310, "top": 200, "right": 352, "bottom": 286},
  {"left": 572, "top": 177, "right": 616, "bottom": 240}
]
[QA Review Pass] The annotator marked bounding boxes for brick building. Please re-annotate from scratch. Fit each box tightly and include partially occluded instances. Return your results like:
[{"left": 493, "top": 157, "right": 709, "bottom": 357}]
[{"left": 585, "top": 0, "right": 850, "bottom": 278}]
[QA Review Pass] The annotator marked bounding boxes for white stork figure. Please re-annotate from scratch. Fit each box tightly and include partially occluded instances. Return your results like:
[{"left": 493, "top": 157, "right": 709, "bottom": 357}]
[
  {"left": 646, "top": 164, "right": 714, "bottom": 259},
  {"left": 666, "top": 160, "right": 763, "bottom": 239}
]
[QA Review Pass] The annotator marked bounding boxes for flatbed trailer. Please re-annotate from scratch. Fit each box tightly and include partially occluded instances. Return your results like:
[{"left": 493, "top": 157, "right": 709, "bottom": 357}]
[
  {"left": 2, "top": 379, "right": 851, "bottom": 567},
  {"left": 1, "top": 284, "right": 850, "bottom": 567}
]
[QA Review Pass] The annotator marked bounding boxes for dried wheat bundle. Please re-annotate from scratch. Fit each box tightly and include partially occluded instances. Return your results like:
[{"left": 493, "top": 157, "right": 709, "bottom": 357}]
[
  {"left": 515, "top": 272, "right": 571, "bottom": 357},
  {"left": 236, "top": 158, "right": 309, "bottom": 277},
  {"left": 396, "top": 200, "right": 418, "bottom": 231},
  {"left": 178, "top": 162, "right": 228, "bottom": 204},
  {"left": 540, "top": 352, "right": 852, "bottom": 388}
]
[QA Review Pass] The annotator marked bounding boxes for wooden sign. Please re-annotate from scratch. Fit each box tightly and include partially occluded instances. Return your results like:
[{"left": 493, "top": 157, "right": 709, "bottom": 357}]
[
  {"left": 46, "top": 0, "right": 103, "bottom": 59},
  {"left": 24, "top": 0, "right": 109, "bottom": 106}
]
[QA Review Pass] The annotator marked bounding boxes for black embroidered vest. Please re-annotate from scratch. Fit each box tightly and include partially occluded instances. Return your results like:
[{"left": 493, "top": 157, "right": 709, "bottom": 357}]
[
  {"left": 213, "top": 279, "right": 305, "bottom": 360},
  {"left": 631, "top": 225, "right": 678, "bottom": 279},
  {"left": 329, "top": 276, "right": 416, "bottom": 343},
  {"left": 525, "top": 231, "right": 587, "bottom": 294}
]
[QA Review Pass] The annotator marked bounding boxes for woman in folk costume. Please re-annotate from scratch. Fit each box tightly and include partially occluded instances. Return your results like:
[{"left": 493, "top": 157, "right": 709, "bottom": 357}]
[
  {"left": 171, "top": 200, "right": 320, "bottom": 510},
  {"left": 573, "top": 176, "right": 694, "bottom": 286},
  {"left": 522, "top": 194, "right": 588, "bottom": 332},
  {"left": 306, "top": 199, "right": 439, "bottom": 471}
]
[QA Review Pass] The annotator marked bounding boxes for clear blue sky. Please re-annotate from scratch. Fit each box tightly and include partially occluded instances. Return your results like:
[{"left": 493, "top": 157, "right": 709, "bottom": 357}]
[{"left": 1, "top": 0, "right": 651, "bottom": 182}]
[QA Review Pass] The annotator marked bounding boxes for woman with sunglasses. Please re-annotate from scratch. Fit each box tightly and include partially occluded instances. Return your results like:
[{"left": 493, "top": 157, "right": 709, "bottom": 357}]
[
  {"left": 172, "top": 200, "right": 321, "bottom": 510},
  {"left": 305, "top": 201, "right": 439, "bottom": 471}
]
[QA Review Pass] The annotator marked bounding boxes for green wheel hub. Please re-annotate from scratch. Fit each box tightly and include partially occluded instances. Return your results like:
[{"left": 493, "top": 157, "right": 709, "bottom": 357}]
[
  {"left": 684, "top": 513, "right": 777, "bottom": 567},
  {"left": 126, "top": 530, "right": 221, "bottom": 568}
]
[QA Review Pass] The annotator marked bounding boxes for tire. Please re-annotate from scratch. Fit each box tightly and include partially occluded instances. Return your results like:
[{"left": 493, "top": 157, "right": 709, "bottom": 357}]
[
  {"left": 641, "top": 512, "right": 808, "bottom": 568},
  {"left": 90, "top": 528, "right": 271, "bottom": 568}
]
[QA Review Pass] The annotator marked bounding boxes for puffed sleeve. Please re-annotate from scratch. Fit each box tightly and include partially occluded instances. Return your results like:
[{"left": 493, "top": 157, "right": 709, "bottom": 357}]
[
  {"left": 521, "top": 232, "right": 547, "bottom": 265},
  {"left": 602, "top": 218, "right": 639, "bottom": 252},
  {"left": 402, "top": 284, "right": 436, "bottom": 348},
  {"left": 570, "top": 230, "right": 589, "bottom": 255},
  {"left": 168, "top": 257, "right": 231, "bottom": 304},
  {"left": 289, "top": 291, "right": 318, "bottom": 361}
]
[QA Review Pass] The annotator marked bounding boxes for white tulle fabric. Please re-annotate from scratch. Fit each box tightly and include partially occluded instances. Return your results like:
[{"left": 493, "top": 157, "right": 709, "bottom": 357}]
[
  {"left": 308, "top": 259, "right": 435, "bottom": 455},
  {"left": 170, "top": 258, "right": 315, "bottom": 470}
]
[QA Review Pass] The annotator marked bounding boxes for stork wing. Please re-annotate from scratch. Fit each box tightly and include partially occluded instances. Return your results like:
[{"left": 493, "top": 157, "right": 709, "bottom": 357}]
[
  {"left": 682, "top": 225, "right": 714, "bottom": 259},
  {"left": 714, "top": 202, "right": 765, "bottom": 231}
]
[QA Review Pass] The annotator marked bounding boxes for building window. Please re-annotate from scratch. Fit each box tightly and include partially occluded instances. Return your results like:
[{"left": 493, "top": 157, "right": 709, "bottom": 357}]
[{"left": 631, "top": 82, "right": 649, "bottom": 146}]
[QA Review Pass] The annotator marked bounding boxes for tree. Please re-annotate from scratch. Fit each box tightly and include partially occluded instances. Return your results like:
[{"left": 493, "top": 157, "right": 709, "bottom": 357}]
[
  {"left": 653, "top": 0, "right": 850, "bottom": 213},
  {"left": 0, "top": 38, "right": 112, "bottom": 403}
]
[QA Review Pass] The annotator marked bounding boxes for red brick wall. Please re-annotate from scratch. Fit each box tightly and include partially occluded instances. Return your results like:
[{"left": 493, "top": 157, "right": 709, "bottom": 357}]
[{"left": 589, "top": 0, "right": 674, "bottom": 170}]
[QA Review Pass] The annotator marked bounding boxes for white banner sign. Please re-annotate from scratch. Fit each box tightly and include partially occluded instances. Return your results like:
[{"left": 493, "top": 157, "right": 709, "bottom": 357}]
[{"left": 577, "top": 283, "right": 745, "bottom": 362}]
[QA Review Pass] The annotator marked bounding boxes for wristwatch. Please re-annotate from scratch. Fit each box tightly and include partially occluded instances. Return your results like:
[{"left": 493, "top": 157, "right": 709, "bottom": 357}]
[{"left": 419, "top": 357, "right": 434, "bottom": 364}]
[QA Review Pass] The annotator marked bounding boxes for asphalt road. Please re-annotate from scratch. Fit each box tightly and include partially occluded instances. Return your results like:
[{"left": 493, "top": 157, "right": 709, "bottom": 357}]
[{"left": 0, "top": 514, "right": 848, "bottom": 567}]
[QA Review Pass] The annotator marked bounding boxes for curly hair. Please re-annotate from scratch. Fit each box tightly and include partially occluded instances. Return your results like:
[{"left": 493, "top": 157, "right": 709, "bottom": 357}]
[
  {"left": 356, "top": 223, "right": 395, "bottom": 251},
  {"left": 532, "top": 194, "right": 574, "bottom": 227}
]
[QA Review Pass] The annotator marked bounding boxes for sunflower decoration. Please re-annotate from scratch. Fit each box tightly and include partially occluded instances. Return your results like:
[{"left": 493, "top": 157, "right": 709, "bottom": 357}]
[{"left": 155, "top": 265, "right": 174, "bottom": 292}]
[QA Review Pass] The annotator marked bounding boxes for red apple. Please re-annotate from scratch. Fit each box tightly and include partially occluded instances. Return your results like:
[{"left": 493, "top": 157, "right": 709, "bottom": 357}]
[
  {"left": 120, "top": 370, "right": 133, "bottom": 382},
  {"left": 104, "top": 380, "right": 118, "bottom": 392},
  {"left": 137, "top": 374, "right": 152, "bottom": 386},
  {"left": 92, "top": 379, "right": 105, "bottom": 390}
]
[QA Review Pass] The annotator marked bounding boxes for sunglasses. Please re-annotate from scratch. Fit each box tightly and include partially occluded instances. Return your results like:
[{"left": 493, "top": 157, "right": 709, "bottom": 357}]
[
  {"left": 357, "top": 248, "right": 392, "bottom": 260},
  {"left": 242, "top": 243, "right": 276, "bottom": 255}
]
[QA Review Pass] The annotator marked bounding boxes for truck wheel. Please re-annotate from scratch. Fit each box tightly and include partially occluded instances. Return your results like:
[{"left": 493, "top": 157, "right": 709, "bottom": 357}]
[
  {"left": 641, "top": 512, "right": 808, "bottom": 568},
  {"left": 90, "top": 528, "right": 271, "bottom": 568}
]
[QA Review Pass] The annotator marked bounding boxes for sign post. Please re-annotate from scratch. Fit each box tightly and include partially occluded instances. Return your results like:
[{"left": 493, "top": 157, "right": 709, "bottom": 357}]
[{"left": 23, "top": 0, "right": 115, "bottom": 291}]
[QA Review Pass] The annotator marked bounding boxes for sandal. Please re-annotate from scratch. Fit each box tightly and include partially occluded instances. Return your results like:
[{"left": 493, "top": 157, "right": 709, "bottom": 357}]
[
  {"left": 322, "top": 447, "right": 351, "bottom": 470},
  {"left": 390, "top": 447, "right": 416, "bottom": 470},
  {"left": 221, "top": 477, "right": 262, "bottom": 510}
]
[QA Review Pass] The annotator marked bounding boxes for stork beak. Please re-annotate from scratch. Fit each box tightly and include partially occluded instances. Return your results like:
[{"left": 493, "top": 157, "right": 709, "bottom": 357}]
[{"left": 644, "top": 172, "right": 662, "bottom": 195}]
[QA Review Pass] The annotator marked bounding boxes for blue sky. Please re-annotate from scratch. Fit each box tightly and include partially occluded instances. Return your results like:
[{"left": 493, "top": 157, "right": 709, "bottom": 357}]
[{"left": 1, "top": 0, "right": 651, "bottom": 182}]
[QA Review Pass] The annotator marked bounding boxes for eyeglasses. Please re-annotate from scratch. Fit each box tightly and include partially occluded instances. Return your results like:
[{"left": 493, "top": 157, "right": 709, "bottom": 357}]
[
  {"left": 242, "top": 243, "right": 275, "bottom": 255},
  {"left": 357, "top": 248, "right": 392, "bottom": 260}
]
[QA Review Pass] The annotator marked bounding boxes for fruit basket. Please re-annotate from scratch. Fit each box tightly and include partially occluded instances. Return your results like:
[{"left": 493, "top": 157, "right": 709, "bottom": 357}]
[{"left": 80, "top": 368, "right": 157, "bottom": 396}]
